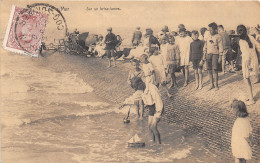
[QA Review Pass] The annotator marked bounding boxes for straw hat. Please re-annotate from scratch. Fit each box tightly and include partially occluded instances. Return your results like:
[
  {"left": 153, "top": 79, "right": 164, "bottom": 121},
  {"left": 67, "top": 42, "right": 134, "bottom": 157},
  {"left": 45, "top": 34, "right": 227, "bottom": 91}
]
[
  {"left": 146, "top": 28, "right": 153, "bottom": 35},
  {"left": 179, "top": 27, "right": 186, "bottom": 33},
  {"left": 178, "top": 24, "right": 185, "bottom": 29},
  {"left": 162, "top": 25, "right": 169, "bottom": 32}
]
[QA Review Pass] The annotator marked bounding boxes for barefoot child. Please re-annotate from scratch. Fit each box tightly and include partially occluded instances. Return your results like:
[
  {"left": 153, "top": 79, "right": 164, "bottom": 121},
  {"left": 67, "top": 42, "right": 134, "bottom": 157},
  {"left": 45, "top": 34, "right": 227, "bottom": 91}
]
[
  {"left": 139, "top": 54, "right": 157, "bottom": 86},
  {"left": 190, "top": 30, "right": 204, "bottom": 90},
  {"left": 231, "top": 99, "right": 253, "bottom": 163},
  {"left": 175, "top": 27, "right": 193, "bottom": 87},
  {"left": 237, "top": 25, "right": 258, "bottom": 104},
  {"left": 165, "top": 37, "right": 180, "bottom": 88},
  {"left": 105, "top": 27, "right": 117, "bottom": 67},
  {"left": 203, "top": 22, "right": 223, "bottom": 91},
  {"left": 149, "top": 49, "right": 172, "bottom": 97},
  {"left": 126, "top": 60, "right": 144, "bottom": 119},
  {"left": 120, "top": 77, "right": 163, "bottom": 144}
]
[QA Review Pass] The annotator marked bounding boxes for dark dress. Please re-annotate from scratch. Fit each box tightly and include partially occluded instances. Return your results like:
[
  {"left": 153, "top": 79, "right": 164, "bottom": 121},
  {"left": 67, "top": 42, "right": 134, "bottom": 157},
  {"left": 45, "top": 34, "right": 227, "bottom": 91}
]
[
  {"left": 149, "top": 35, "right": 160, "bottom": 52},
  {"left": 132, "top": 31, "right": 142, "bottom": 46},
  {"left": 105, "top": 33, "right": 117, "bottom": 50}
]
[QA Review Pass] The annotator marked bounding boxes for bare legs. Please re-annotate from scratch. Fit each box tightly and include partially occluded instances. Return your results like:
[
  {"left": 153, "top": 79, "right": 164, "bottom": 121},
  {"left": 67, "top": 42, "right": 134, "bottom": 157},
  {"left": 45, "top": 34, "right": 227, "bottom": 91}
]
[
  {"left": 198, "top": 68, "right": 203, "bottom": 89},
  {"left": 245, "top": 78, "right": 255, "bottom": 104},
  {"left": 194, "top": 68, "right": 203, "bottom": 90},
  {"left": 221, "top": 55, "right": 226, "bottom": 74},
  {"left": 170, "top": 72, "right": 177, "bottom": 88},
  {"left": 194, "top": 69, "right": 199, "bottom": 90},
  {"left": 148, "top": 116, "right": 161, "bottom": 144},
  {"left": 182, "top": 66, "right": 189, "bottom": 87},
  {"left": 107, "top": 57, "right": 116, "bottom": 67},
  {"left": 208, "top": 69, "right": 218, "bottom": 90},
  {"left": 135, "top": 100, "right": 144, "bottom": 120}
]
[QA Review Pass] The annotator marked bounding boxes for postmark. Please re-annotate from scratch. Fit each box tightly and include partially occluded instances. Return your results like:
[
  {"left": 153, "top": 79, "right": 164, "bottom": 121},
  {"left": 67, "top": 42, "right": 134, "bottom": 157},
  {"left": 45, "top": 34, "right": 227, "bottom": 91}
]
[
  {"left": 27, "top": 3, "right": 68, "bottom": 48},
  {"left": 3, "top": 5, "right": 48, "bottom": 57}
]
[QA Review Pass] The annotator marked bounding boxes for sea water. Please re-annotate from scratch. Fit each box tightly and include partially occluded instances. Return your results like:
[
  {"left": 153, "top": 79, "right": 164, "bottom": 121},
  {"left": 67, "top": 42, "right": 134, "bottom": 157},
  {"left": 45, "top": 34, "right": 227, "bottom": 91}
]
[{"left": 1, "top": 52, "right": 222, "bottom": 163}]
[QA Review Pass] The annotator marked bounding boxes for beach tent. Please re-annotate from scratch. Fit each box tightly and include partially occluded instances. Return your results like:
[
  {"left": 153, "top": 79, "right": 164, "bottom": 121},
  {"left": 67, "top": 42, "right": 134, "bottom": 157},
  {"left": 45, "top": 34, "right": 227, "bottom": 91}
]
[{"left": 78, "top": 32, "right": 99, "bottom": 48}]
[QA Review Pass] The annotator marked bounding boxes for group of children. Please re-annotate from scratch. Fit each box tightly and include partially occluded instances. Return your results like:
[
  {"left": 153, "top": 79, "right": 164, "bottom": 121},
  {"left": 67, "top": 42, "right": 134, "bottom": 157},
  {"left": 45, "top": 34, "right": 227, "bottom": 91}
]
[{"left": 117, "top": 22, "right": 259, "bottom": 163}]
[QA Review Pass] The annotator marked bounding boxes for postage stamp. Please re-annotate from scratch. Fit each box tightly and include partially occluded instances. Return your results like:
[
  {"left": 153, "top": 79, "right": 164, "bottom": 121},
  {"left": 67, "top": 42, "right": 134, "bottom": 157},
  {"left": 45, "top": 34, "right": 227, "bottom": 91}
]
[{"left": 2, "top": 5, "right": 48, "bottom": 57}]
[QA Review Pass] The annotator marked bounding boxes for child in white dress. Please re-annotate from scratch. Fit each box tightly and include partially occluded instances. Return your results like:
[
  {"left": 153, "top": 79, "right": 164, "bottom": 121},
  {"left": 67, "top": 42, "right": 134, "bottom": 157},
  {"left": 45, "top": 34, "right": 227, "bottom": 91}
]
[
  {"left": 149, "top": 49, "right": 172, "bottom": 97},
  {"left": 231, "top": 99, "right": 253, "bottom": 163},
  {"left": 126, "top": 60, "right": 144, "bottom": 119},
  {"left": 175, "top": 28, "right": 193, "bottom": 87},
  {"left": 139, "top": 54, "right": 157, "bottom": 86},
  {"left": 237, "top": 25, "right": 258, "bottom": 104}
]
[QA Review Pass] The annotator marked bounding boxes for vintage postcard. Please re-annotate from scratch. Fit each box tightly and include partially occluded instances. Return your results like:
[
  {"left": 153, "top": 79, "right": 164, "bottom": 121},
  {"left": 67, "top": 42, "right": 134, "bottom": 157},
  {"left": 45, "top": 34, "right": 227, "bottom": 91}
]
[{"left": 1, "top": 1, "right": 260, "bottom": 163}]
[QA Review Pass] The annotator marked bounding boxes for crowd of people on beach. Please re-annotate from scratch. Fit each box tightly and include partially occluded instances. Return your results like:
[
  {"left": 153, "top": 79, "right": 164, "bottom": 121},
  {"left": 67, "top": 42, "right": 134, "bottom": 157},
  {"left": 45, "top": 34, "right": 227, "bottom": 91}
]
[
  {"left": 112, "top": 22, "right": 260, "bottom": 163},
  {"left": 61, "top": 22, "right": 260, "bottom": 162}
]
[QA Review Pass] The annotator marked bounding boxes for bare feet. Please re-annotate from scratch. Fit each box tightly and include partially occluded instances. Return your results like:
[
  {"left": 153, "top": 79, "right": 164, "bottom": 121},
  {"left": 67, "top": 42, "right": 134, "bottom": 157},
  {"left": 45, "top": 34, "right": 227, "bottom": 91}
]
[
  {"left": 208, "top": 86, "right": 215, "bottom": 91},
  {"left": 247, "top": 99, "right": 255, "bottom": 105},
  {"left": 167, "top": 93, "right": 173, "bottom": 98},
  {"left": 254, "top": 79, "right": 260, "bottom": 84},
  {"left": 194, "top": 85, "right": 199, "bottom": 90},
  {"left": 198, "top": 85, "right": 203, "bottom": 90}
]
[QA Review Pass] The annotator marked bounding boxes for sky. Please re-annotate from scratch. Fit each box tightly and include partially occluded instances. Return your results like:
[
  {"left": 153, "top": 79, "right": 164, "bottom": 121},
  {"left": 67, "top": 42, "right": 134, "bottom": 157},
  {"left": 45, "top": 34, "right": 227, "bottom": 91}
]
[{"left": 1, "top": 1, "right": 260, "bottom": 42}]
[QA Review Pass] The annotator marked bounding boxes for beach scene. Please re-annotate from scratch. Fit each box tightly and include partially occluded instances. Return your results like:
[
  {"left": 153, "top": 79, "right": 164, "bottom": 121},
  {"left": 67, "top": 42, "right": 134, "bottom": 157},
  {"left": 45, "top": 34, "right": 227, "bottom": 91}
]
[{"left": 1, "top": 1, "right": 260, "bottom": 163}]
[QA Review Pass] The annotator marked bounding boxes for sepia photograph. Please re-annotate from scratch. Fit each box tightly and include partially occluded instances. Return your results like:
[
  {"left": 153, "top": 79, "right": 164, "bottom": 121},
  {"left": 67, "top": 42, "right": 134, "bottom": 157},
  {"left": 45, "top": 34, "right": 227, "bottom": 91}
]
[{"left": 0, "top": 1, "right": 260, "bottom": 162}]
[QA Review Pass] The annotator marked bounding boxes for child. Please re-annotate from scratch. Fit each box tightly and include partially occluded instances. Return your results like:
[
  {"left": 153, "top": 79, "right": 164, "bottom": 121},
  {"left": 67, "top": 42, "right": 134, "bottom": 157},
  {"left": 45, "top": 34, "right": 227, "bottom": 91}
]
[
  {"left": 126, "top": 60, "right": 144, "bottom": 119},
  {"left": 120, "top": 77, "right": 163, "bottom": 144},
  {"left": 203, "top": 22, "right": 223, "bottom": 91},
  {"left": 139, "top": 54, "right": 157, "bottom": 86},
  {"left": 127, "top": 60, "right": 144, "bottom": 84},
  {"left": 190, "top": 30, "right": 204, "bottom": 90},
  {"left": 149, "top": 49, "right": 172, "bottom": 97},
  {"left": 165, "top": 37, "right": 180, "bottom": 88},
  {"left": 175, "top": 28, "right": 193, "bottom": 87},
  {"left": 105, "top": 27, "right": 117, "bottom": 67},
  {"left": 218, "top": 25, "right": 232, "bottom": 75},
  {"left": 237, "top": 25, "right": 258, "bottom": 104},
  {"left": 231, "top": 99, "right": 253, "bottom": 163}
]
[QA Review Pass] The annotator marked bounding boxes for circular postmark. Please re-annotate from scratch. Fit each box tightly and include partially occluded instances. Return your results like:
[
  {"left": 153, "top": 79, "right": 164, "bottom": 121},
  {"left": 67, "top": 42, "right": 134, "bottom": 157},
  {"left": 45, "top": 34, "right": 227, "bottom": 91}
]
[
  {"left": 27, "top": 3, "right": 68, "bottom": 46},
  {"left": 14, "top": 8, "right": 47, "bottom": 55}
]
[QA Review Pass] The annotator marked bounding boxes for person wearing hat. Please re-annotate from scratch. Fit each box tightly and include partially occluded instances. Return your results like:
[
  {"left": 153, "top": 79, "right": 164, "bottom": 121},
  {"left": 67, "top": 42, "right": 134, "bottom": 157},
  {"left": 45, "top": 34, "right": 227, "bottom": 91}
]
[
  {"left": 132, "top": 27, "right": 142, "bottom": 47},
  {"left": 178, "top": 24, "right": 185, "bottom": 30},
  {"left": 175, "top": 27, "right": 193, "bottom": 87},
  {"left": 105, "top": 27, "right": 117, "bottom": 67},
  {"left": 145, "top": 28, "right": 160, "bottom": 54}
]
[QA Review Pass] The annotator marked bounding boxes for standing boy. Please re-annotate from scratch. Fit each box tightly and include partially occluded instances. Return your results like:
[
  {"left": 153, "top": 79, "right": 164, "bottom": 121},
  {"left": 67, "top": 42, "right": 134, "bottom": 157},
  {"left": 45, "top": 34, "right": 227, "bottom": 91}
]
[
  {"left": 132, "top": 27, "right": 142, "bottom": 47},
  {"left": 165, "top": 37, "right": 180, "bottom": 88},
  {"left": 190, "top": 30, "right": 204, "bottom": 90},
  {"left": 203, "top": 22, "right": 223, "bottom": 91},
  {"left": 105, "top": 27, "right": 117, "bottom": 67},
  {"left": 218, "top": 25, "right": 232, "bottom": 74}
]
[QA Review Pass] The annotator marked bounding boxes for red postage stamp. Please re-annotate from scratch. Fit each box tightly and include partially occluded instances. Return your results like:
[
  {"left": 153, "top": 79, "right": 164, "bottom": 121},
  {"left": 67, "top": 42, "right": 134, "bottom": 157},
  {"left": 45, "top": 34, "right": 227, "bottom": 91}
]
[{"left": 3, "top": 5, "right": 48, "bottom": 57}]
